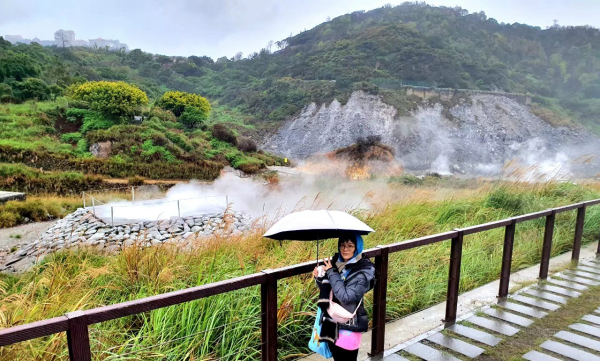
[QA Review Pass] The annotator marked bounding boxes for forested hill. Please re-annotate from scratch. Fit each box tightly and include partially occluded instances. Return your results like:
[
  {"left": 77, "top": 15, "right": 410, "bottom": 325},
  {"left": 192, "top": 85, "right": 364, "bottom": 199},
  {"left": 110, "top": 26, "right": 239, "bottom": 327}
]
[{"left": 1, "top": 2, "right": 600, "bottom": 132}]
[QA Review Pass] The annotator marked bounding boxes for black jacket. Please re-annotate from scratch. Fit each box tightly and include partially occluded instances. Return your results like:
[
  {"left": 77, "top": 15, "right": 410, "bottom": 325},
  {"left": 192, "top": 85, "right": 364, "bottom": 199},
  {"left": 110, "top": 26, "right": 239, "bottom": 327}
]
[{"left": 315, "top": 254, "right": 375, "bottom": 343}]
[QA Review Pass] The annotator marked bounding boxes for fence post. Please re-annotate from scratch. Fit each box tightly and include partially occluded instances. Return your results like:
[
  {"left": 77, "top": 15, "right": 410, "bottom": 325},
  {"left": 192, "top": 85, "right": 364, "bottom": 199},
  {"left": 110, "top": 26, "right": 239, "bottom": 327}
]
[
  {"left": 82, "top": 192, "right": 86, "bottom": 208},
  {"left": 65, "top": 311, "right": 91, "bottom": 361},
  {"left": 539, "top": 210, "right": 556, "bottom": 279},
  {"left": 444, "top": 230, "right": 464, "bottom": 325},
  {"left": 572, "top": 204, "right": 586, "bottom": 262},
  {"left": 261, "top": 269, "right": 277, "bottom": 361},
  {"left": 111, "top": 207, "right": 114, "bottom": 227},
  {"left": 177, "top": 200, "right": 181, "bottom": 217},
  {"left": 498, "top": 219, "right": 516, "bottom": 298},
  {"left": 370, "top": 246, "right": 389, "bottom": 358},
  {"left": 92, "top": 198, "right": 96, "bottom": 216},
  {"left": 597, "top": 224, "right": 600, "bottom": 257},
  {"left": 132, "top": 186, "right": 135, "bottom": 203}
]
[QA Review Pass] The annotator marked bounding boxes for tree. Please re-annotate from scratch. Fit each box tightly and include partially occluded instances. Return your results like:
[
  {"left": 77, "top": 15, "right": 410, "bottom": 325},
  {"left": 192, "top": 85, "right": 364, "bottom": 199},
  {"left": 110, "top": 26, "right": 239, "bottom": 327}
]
[
  {"left": 14, "top": 78, "right": 50, "bottom": 101},
  {"left": 0, "top": 36, "right": 11, "bottom": 49},
  {"left": 156, "top": 90, "right": 211, "bottom": 118},
  {"left": 54, "top": 30, "right": 72, "bottom": 48},
  {"left": 0, "top": 51, "right": 40, "bottom": 81},
  {"left": 67, "top": 81, "right": 149, "bottom": 116},
  {"left": 156, "top": 55, "right": 172, "bottom": 65},
  {"left": 0, "top": 83, "right": 13, "bottom": 102},
  {"left": 179, "top": 106, "right": 207, "bottom": 128},
  {"left": 234, "top": 51, "right": 243, "bottom": 61},
  {"left": 126, "top": 49, "right": 153, "bottom": 68}
]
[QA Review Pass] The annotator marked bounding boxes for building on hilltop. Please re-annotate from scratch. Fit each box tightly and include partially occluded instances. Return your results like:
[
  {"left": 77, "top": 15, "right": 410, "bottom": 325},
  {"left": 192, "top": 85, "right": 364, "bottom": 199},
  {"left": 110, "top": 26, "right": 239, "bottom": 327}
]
[
  {"left": 72, "top": 39, "right": 90, "bottom": 47},
  {"left": 88, "top": 37, "right": 128, "bottom": 50},
  {"left": 4, "top": 31, "right": 127, "bottom": 50},
  {"left": 4, "top": 35, "right": 25, "bottom": 43}
]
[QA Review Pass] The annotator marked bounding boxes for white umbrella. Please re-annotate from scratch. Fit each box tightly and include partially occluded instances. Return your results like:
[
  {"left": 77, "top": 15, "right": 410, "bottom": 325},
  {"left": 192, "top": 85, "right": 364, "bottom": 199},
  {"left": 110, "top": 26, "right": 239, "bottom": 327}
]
[{"left": 263, "top": 210, "right": 375, "bottom": 262}]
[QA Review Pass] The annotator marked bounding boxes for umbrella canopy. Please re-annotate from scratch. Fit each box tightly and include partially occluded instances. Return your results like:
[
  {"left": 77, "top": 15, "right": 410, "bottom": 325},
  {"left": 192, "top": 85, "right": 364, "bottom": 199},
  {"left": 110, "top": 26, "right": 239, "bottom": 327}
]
[{"left": 263, "top": 210, "right": 375, "bottom": 241}]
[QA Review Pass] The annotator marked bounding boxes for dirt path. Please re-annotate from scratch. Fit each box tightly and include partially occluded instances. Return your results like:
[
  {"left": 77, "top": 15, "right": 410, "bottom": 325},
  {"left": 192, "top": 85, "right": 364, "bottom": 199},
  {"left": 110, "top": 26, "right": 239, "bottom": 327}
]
[
  {"left": 0, "top": 221, "right": 55, "bottom": 249},
  {"left": 102, "top": 178, "right": 190, "bottom": 185}
]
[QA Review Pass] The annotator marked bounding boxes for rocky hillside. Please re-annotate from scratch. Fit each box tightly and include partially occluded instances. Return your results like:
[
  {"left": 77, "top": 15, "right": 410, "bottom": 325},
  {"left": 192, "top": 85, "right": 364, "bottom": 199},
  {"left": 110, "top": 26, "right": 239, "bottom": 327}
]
[{"left": 263, "top": 91, "right": 600, "bottom": 177}]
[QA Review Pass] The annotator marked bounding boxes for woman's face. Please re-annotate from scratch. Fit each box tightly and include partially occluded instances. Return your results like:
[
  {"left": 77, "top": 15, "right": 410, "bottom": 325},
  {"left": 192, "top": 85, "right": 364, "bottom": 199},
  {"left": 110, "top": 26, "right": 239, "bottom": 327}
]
[{"left": 339, "top": 239, "right": 356, "bottom": 261}]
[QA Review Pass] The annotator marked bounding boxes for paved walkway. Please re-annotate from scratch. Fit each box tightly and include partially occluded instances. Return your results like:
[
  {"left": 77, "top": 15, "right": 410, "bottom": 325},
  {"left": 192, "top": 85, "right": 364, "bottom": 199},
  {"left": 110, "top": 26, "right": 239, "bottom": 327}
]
[
  {"left": 301, "top": 243, "right": 600, "bottom": 361},
  {"left": 384, "top": 258, "right": 600, "bottom": 360}
]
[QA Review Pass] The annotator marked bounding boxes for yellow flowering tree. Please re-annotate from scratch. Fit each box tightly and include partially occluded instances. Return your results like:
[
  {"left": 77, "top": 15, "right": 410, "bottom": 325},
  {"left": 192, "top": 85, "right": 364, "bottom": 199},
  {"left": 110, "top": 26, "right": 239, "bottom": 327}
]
[
  {"left": 67, "top": 81, "right": 149, "bottom": 116},
  {"left": 156, "top": 90, "right": 211, "bottom": 118}
]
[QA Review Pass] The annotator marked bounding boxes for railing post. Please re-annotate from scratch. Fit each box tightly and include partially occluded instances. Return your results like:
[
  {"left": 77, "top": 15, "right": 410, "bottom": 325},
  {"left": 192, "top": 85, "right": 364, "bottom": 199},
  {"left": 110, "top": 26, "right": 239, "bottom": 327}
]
[
  {"left": 65, "top": 311, "right": 91, "bottom": 361},
  {"left": 111, "top": 207, "right": 114, "bottom": 227},
  {"left": 177, "top": 200, "right": 181, "bottom": 217},
  {"left": 572, "top": 204, "right": 586, "bottom": 262},
  {"left": 596, "top": 222, "right": 600, "bottom": 257},
  {"left": 370, "top": 246, "right": 389, "bottom": 358},
  {"left": 92, "top": 198, "right": 96, "bottom": 216},
  {"left": 498, "top": 219, "right": 516, "bottom": 298},
  {"left": 539, "top": 210, "right": 556, "bottom": 279},
  {"left": 261, "top": 269, "right": 277, "bottom": 361},
  {"left": 444, "top": 230, "right": 464, "bottom": 325},
  {"left": 132, "top": 186, "right": 135, "bottom": 203},
  {"left": 82, "top": 192, "right": 86, "bottom": 208}
]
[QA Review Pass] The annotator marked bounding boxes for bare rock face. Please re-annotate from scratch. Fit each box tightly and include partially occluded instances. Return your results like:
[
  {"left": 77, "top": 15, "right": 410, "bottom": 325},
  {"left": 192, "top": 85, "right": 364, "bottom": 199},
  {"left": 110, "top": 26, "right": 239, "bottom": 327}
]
[
  {"left": 263, "top": 91, "right": 600, "bottom": 177},
  {"left": 264, "top": 91, "right": 397, "bottom": 158},
  {"left": 90, "top": 141, "right": 112, "bottom": 159}
]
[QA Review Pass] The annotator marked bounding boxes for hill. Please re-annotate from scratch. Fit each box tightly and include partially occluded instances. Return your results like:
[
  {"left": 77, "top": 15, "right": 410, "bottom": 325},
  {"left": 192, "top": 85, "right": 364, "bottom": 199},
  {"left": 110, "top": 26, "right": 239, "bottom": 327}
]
[
  {"left": 1, "top": 1, "right": 600, "bottom": 186},
  {"left": 2, "top": 2, "right": 600, "bottom": 132}
]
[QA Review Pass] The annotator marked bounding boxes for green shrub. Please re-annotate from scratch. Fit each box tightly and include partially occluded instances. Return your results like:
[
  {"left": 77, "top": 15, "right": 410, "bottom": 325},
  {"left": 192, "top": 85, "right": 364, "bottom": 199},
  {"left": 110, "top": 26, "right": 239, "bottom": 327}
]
[
  {"left": 60, "top": 132, "right": 82, "bottom": 144},
  {"left": 236, "top": 137, "right": 258, "bottom": 152},
  {"left": 75, "top": 138, "right": 89, "bottom": 155},
  {"left": 148, "top": 107, "right": 176, "bottom": 122},
  {"left": 140, "top": 140, "right": 177, "bottom": 163},
  {"left": 66, "top": 108, "right": 117, "bottom": 133},
  {"left": 165, "top": 131, "right": 193, "bottom": 152},
  {"left": 128, "top": 176, "right": 145, "bottom": 186},
  {"left": 14, "top": 78, "right": 50, "bottom": 101},
  {"left": 211, "top": 123, "right": 237, "bottom": 145},
  {"left": 0, "top": 198, "right": 81, "bottom": 228},
  {"left": 180, "top": 106, "right": 207, "bottom": 128}
]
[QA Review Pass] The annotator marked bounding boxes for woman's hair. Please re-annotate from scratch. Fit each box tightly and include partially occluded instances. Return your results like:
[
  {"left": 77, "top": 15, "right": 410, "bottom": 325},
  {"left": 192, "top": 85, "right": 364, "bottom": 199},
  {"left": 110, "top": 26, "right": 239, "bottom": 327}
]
[{"left": 338, "top": 232, "right": 357, "bottom": 246}]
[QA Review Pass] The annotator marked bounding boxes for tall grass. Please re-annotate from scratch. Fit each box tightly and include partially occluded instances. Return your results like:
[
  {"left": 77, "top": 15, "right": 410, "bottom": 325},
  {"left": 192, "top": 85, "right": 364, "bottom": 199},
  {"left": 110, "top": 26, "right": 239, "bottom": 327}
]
[{"left": 1, "top": 182, "right": 600, "bottom": 360}]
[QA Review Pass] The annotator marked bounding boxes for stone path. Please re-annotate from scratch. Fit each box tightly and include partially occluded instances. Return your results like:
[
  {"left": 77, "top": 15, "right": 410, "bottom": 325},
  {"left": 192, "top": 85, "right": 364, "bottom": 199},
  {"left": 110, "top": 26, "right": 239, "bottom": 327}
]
[{"left": 383, "top": 259, "right": 600, "bottom": 360}]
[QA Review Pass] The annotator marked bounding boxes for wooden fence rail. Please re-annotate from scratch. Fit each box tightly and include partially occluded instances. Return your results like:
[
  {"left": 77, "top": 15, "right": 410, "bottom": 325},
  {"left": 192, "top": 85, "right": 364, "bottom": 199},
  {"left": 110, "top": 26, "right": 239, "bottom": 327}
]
[{"left": 2, "top": 199, "right": 600, "bottom": 360}]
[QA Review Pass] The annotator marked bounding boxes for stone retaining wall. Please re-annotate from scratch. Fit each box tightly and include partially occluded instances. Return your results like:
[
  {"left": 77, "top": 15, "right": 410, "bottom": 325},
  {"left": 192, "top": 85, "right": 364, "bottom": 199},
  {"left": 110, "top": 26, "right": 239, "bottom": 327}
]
[{"left": 1, "top": 208, "right": 253, "bottom": 273}]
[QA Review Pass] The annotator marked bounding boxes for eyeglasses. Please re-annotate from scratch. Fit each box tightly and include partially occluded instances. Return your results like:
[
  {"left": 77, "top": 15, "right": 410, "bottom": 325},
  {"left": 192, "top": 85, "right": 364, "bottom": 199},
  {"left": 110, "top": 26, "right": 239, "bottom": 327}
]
[{"left": 340, "top": 243, "right": 355, "bottom": 250}]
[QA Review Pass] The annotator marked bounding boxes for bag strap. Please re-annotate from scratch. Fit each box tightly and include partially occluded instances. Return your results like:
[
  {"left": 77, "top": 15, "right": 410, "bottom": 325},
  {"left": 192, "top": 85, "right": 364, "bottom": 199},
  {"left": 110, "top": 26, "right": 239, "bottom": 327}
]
[{"left": 329, "top": 290, "right": 363, "bottom": 316}]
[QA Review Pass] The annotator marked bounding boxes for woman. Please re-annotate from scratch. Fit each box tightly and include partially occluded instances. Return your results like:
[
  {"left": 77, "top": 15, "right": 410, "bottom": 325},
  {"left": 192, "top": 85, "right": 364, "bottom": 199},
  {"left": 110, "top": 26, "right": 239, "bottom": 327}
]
[{"left": 312, "top": 232, "right": 375, "bottom": 360}]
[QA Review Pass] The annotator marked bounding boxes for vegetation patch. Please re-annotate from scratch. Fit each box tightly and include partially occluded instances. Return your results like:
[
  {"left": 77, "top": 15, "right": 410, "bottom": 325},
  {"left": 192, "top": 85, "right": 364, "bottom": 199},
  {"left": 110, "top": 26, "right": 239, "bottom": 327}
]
[{"left": 0, "top": 182, "right": 599, "bottom": 359}]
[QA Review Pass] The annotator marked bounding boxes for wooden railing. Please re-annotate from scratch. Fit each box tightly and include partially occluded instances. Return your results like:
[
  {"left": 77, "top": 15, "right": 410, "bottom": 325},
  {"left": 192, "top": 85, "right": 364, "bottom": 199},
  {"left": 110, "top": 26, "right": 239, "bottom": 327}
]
[{"left": 1, "top": 199, "right": 600, "bottom": 360}]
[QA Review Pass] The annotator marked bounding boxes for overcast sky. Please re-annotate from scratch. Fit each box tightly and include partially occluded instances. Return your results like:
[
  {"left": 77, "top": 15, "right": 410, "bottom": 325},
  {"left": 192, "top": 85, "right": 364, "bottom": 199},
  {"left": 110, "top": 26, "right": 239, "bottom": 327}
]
[{"left": 1, "top": 0, "right": 599, "bottom": 59}]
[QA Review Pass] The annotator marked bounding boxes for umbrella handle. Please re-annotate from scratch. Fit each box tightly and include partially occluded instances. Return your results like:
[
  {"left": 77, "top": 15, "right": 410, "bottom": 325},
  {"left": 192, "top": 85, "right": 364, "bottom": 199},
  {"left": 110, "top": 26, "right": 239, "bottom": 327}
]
[{"left": 316, "top": 239, "right": 319, "bottom": 265}]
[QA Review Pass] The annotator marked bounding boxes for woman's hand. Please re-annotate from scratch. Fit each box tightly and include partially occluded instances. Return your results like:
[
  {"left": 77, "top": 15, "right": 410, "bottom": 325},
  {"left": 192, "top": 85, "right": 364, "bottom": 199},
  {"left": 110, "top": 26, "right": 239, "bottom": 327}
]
[
  {"left": 323, "top": 257, "right": 333, "bottom": 271},
  {"left": 313, "top": 267, "right": 319, "bottom": 278}
]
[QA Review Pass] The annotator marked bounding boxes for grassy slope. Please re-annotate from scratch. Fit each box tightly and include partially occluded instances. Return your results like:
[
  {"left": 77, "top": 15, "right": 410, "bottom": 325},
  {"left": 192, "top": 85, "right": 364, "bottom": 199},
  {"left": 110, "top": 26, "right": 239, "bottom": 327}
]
[
  {"left": 1, "top": 182, "right": 600, "bottom": 360},
  {"left": 0, "top": 99, "right": 284, "bottom": 184}
]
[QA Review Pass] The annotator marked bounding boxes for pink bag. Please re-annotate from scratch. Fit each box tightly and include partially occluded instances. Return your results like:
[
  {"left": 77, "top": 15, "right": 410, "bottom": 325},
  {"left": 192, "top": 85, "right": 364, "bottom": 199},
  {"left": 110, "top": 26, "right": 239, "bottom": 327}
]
[
  {"left": 327, "top": 290, "right": 362, "bottom": 324},
  {"left": 335, "top": 329, "right": 362, "bottom": 350}
]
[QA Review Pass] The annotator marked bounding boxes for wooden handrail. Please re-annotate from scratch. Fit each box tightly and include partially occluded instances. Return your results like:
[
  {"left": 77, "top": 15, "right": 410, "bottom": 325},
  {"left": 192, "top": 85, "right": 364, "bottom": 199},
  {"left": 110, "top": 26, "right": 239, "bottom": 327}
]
[{"left": 1, "top": 198, "right": 599, "bottom": 359}]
